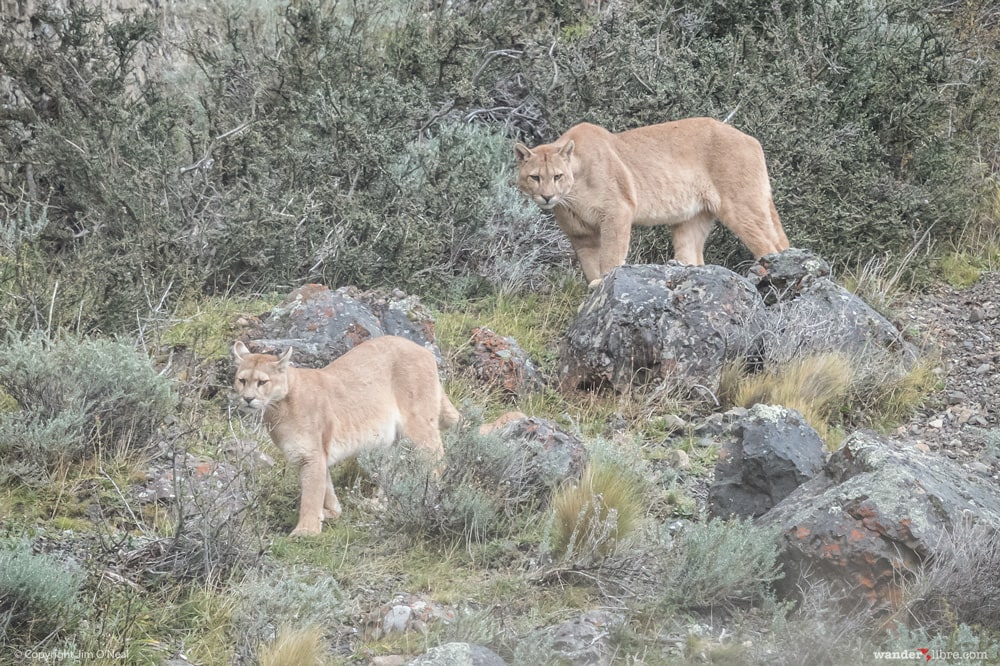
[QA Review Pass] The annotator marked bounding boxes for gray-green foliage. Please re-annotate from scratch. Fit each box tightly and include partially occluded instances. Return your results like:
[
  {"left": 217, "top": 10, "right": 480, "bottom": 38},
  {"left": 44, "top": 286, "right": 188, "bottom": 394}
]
[
  {"left": 0, "top": 0, "right": 996, "bottom": 332},
  {"left": 0, "top": 333, "right": 175, "bottom": 482},
  {"left": 359, "top": 425, "right": 552, "bottom": 541},
  {"left": 0, "top": 540, "right": 84, "bottom": 647},
  {"left": 230, "top": 566, "right": 350, "bottom": 662},
  {"left": 663, "top": 518, "right": 784, "bottom": 610}
]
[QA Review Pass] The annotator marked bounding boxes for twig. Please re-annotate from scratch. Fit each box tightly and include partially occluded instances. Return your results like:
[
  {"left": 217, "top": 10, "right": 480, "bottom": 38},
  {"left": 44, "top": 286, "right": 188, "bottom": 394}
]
[{"left": 723, "top": 103, "right": 742, "bottom": 124}]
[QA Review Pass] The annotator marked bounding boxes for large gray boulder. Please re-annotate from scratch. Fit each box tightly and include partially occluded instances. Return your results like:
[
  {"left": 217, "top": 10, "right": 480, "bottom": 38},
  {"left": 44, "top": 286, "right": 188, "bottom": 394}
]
[
  {"left": 558, "top": 251, "right": 918, "bottom": 396},
  {"left": 559, "top": 263, "right": 765, "bottom": 393},
  {"left": 759, "top": 430, "right": 1000, "bottom": 610},
  {"left": 242, "top": 284, "right": 442, "bottom": 369},
  {"left": 708, "top": 404, "right": 827, "bottom": 520},
  {"left": 750, "top": 249, "right": 917, "bottom": 366}
]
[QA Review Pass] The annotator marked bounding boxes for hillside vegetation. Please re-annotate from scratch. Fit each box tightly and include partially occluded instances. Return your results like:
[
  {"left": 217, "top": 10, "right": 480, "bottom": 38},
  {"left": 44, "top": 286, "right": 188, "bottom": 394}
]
[{"left": 1, "top": 0, "right": 999, "bottom": 664}]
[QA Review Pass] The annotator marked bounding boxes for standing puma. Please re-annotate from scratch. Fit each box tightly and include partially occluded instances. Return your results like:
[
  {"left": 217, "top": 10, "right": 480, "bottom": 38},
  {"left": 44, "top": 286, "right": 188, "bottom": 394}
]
[
  {"left": 232, "top": 336, "right": 460, "bottom": 536},
  {"left": 514, "top": 118, "right": 790, "bottom": 287}
]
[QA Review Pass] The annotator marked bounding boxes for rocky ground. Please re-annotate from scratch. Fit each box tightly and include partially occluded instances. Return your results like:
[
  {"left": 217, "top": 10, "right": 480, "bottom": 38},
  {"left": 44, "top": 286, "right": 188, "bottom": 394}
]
[{"left": 897, "top": 270, "right": 1000, "bottom": 471}]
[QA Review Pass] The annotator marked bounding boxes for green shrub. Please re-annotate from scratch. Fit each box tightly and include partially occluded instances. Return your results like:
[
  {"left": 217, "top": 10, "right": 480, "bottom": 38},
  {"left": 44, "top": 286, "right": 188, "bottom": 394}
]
[
  {"left": 0, "top": 540, "right": 84, "bottom": 647},
  {"left": 359, "top": 424, "right": 558, "bottom": 541},
  {"left": 230, "top": 567, "right": 349, "bottom": 663},
  {"left": 0, "top": 333, "right": 175, "bottom": 482},
  {"left": 663, "top": 518, "right": 783, "bottom": 611}
]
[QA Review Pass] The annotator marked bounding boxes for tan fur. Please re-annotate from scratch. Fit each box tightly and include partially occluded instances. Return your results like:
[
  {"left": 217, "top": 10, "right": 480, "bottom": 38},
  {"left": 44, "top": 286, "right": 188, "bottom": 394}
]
[
  {"left": 232, "top": 336, "right": 460, "bottom": 536},
  {"left": 514, "top": 118, "right": 790, "bottom": 287}
]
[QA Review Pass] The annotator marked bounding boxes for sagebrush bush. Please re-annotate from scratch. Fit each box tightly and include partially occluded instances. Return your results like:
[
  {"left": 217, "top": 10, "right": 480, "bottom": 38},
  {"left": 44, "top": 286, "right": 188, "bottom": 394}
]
[
  {"left": 0, "top": 540, "right": 83, "bottom": 648},
  {"left": 359, "top": 423, "right": 563, "bottom": 540},
  {"left": 230, "top": 567, "right": 350, "bottom": 664},
  {"left": 900, "top": 519, "right": 1000, "bottom": 632},
  {"left": 663, "top": 518, "right": 783, "bottom": 611},
  {"left": 0, "top": 333, "right": 175, "bottom": 482}
]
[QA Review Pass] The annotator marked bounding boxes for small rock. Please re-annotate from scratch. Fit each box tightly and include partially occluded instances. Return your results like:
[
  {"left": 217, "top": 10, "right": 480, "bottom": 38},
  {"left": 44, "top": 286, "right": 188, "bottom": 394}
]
[
  {"left": 407, "top": 643, "right": 506, "bottom": 666},
  {"left": 975, "top": 363, "right": 992, "bottom": 375},
  {"left": 667, "top": 449, "right": 692, "bottom": 470},
  {"left": 928, "top": 419, "right": 944, "bottom": 429},
  {"left": 970, "top": 462, "right": 991, "bottom": 475},
  {"left": 373, "top": 657, "right": 408, "bottom": 666},
  {"left": 970, "top": 307, "right": 986, "bottom": 323},
  {"left": 913, "top": 443, "right": 931, "bottom": 453},
  {"left": 662, "top": 414, "right": 687, "bottom": 431},
  {"left": 384, "top": 605, "right": 413, "bottom": 634},
  {"left": 946, "top": 391, "right": 968, "bottom": 405}
]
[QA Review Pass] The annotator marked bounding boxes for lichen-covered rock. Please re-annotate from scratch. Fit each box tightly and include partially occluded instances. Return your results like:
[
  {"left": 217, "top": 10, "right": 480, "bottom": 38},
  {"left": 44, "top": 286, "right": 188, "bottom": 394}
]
[
  {"left": 765, "top": 277, "right": 918, "bottom": 365},
  {"left": 749, "top": 249, "right": 917, "bottom": 366},
  {"left": 466, "top": 327, "right": 544, "bottom": 399},
  {"left": 483, "top": 415, "right": 588, "bottom": 499},
  {"left": 708, "top": 405, "right": 827, "bottom": 520},
  {"left": 559, "top": 264, "right": 765, "bottom": 393},
  {"left": 407, "top": 643, "right": 506, "bottom": 666},
  {"left": 242, "top": 284, "right": 441, "bottom": 369},
  {"left": 759, "top": 430, "right": 1000, "bottom": 610},
  {"left": 748, "top": 248, "right": 832, "bottom": 304},
  {"left": 549, "top": 610, "right": 626, "bottom": 666}
]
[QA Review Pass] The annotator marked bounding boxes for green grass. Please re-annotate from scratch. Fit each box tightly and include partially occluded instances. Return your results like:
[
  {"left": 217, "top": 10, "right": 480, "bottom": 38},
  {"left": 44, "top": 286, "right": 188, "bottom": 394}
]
[{"left": 162, "top": 294, "right": 281, "bottom": 360}]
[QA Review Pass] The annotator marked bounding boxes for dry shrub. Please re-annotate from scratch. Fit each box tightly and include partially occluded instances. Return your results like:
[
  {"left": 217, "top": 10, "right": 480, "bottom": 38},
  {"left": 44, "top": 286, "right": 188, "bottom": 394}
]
[
  {"left": 663, "top": 518, "right": 783, "bottom": 612},
  {"left": 899, "top": 518, "right": 1000, "bottom": 632}
]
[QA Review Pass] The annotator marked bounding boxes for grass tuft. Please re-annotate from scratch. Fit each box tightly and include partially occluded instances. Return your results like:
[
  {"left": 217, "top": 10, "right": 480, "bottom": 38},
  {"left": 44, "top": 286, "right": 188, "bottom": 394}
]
[
  {"left": 258, "top": 625, "right": 331, "bottom": 666},
  {"left": 724, "top": 353, "right": 853, "bottom": 447},
  {"left": 548, "top": 461, "right": 645, "bottom": 561}
]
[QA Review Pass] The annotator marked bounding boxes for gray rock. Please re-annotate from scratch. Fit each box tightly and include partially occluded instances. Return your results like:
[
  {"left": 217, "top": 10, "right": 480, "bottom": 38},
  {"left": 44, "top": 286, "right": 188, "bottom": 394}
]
[
  {"left": 708, "top": 404, "right": 827, "bottom": 519},
  {"left": 550, "top": 610, "right": 626, "bottom": 666},
  {"left": 245, "top": 284, "right": 442, "bottom": 369},
  {"left": 762, "top": 275, "right": 917, "bottom": 366},
  {"left": 748, "top": 248, "right": 832, "bottom": 305},
  {"left": 484, "top": 416, "right": 588, "bottom": 499},
  {"left": 407, "top": 643, "right": 506, "bottom": 666},
  {"left": 560, "top": 263, "right": 765, "bottom": 393},
  {"left": 759, "top": 430, "right": 1000, "bottom": 610},
  {"left": 383, "top": 605, "right": 413, "bottom": 634}
]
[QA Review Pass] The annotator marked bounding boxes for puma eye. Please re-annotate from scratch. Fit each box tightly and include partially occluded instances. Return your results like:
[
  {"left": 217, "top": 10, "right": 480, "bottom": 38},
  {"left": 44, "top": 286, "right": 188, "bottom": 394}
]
[
  {"left": 257, "top": 379, "right": 268, "bottom": 387},
  {"left": 530, "top": 175, "right": 540, "bottom": 182},
  {"left": 554, "top": 174, "right": 563, "bottom": 181},
  {"left": 237, "top": 378, "right": 245, "bottom": 386}
]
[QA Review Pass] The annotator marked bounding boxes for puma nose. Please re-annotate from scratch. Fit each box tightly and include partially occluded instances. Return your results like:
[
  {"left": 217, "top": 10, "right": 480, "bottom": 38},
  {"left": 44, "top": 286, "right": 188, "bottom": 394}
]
[
  {"left": 541, "top": 194, "right": 552, "bottom": 203},
  {"left": 243, "top": 396, "right": 254, "bottom": 406}
]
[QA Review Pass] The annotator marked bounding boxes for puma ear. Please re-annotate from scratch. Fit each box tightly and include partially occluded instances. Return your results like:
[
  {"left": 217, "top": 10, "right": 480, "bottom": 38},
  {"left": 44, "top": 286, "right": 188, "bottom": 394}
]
[
  {"left": 514, "top": 142, "right": 533, "bottom": 163},
  {"left": 232, "top": 340, "right": 251, "bottom": 360},
  {"left": 277, "top": 347, "right": 293, "bottom": 370},
  {"left": 559, "top": 139, "right": 575, "bottom": 161}
]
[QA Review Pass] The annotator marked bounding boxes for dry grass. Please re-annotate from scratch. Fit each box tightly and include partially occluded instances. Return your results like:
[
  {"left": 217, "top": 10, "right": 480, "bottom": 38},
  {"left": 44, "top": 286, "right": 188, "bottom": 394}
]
[
  {"left": 548, "top": 461, "right": 645, "bottom": 562},
  {"left": 723, "top": 353, "right": 853, "bottom": 447},
  {"left": 258, "top": 626, "right": 332, "bottom": 666}
]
